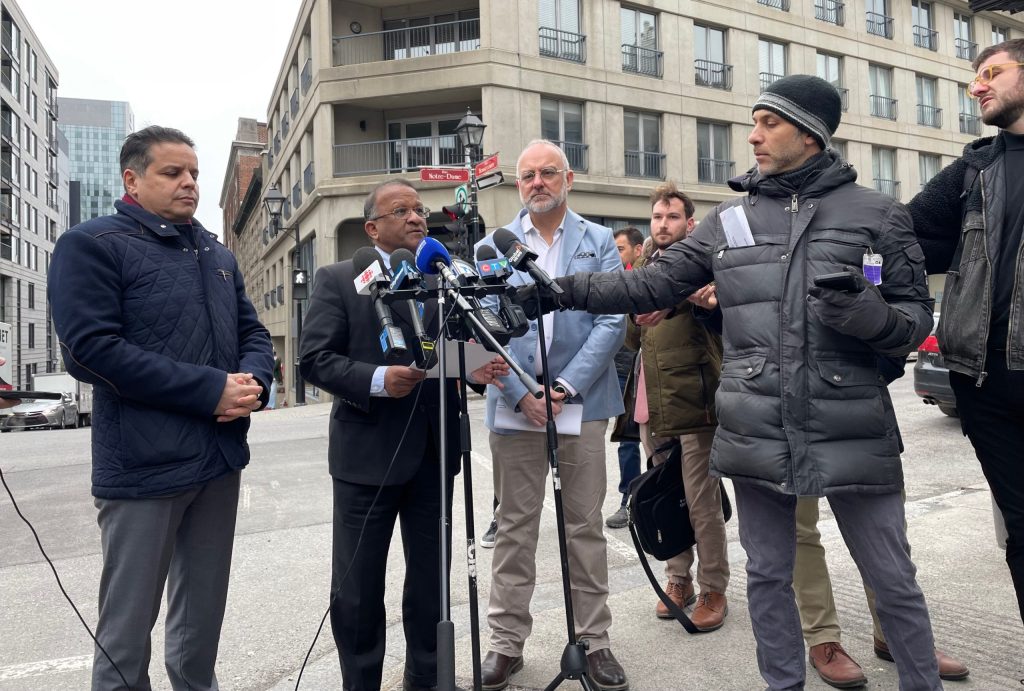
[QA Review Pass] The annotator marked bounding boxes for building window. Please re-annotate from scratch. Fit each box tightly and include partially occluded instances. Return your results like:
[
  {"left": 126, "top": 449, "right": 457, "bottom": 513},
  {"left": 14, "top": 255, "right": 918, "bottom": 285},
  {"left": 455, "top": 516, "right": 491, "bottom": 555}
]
[
  {"left": 919, "top": 153, "right": 941, "bottom": 188},
  {"left": 28, "top": 322, "right": 34, "bottom": 349},
  {"left": 916, "top": 75, "right": 941, "bottom": 127},
  {"left": 757, "top": 0, "right": 790, "bottom": 11},
  {"left": 912, "top": 1, "right": 937, "bottom": 51},
  {"left": 27, "top": 282, "right": 34, "bottom": 309},
  {"left": 380, "top": 9, "right": 480, "bottom": 61},
  {"left": 623, "top": 111, "right": 664, "bottom": 179},
  {"left": 697, "top": 121, "right": 733, "bottom": 185},
  {"left": 694, "top": 25, "right": 731, "bottom": 90},
  {"left": 865, "top": 0, "right": 893, "bottom": 39},
  {"left": 992, "top": 25, "right": 1009, "bottom": 46},
  {"left": 869, "top": 64, "right": 897, "bottom": 120},
  {"left": 954, "top": 13, "right": 977, "bottom": 61},
  {"left": 539, "top": 0, "right": 585, "bottom": 63},
  {"left": 817, "top": 52, "right": 848, "bottom": 111},
  {"left": 541, "top": 98, "right": 587, "bottom": 171},
  {"left": 620, "top": 6, "right": 662, "bottom": 77},
  {"left": 872, "top": 146, "right": 900, "bottom": 198},
  {"left": 830, "top": 139, "right": 848, "bottom": 159},
  {"left": 959, "top": 84, "right": 982, "bottom": 135},
  {"left": 814, "top": 0, "right": 845, "bottom": 27},
  {"left": 758, "top": 38, "right": 786, "bottom": 92}
]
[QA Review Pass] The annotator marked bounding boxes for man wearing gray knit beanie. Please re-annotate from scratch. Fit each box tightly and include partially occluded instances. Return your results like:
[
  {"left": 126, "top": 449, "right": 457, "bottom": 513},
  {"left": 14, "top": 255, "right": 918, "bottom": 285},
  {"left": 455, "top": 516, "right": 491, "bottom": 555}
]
[{"left": 512, "top": 74, "right": 944, "bottom": 690}]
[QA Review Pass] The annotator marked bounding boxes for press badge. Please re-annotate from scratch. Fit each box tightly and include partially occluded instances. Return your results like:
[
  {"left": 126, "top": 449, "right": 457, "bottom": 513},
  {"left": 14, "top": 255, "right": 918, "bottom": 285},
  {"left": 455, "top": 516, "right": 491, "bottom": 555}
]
[
  {"left": 863, "top": 250, "right": 883, "bottom": 286},
  {"left": 721, "top": 206, "right": 755, "bottom": 247}
]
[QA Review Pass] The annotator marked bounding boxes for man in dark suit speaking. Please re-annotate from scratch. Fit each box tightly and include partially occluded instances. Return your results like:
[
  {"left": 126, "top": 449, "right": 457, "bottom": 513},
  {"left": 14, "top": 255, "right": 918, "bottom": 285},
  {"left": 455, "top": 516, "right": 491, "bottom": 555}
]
[{"left": 300, "top": 179, "right": 504, "bottom": 691}]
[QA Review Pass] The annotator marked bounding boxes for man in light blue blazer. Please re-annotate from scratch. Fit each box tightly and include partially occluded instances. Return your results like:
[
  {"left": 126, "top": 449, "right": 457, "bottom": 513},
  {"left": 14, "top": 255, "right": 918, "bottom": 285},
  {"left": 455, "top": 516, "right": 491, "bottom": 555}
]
[{"left": 474, "top": 140, "right": 627, "bottom": 691}]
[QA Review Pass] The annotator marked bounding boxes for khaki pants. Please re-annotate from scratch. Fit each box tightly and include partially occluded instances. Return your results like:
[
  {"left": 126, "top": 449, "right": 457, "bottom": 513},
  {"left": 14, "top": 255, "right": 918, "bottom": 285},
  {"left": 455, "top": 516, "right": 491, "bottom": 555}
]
[
  {"left": 487, "top": 420, "right": 612, "bottom": 656},
  {"left": 640, "top": 424, "right": 730, "bottom": 594}
]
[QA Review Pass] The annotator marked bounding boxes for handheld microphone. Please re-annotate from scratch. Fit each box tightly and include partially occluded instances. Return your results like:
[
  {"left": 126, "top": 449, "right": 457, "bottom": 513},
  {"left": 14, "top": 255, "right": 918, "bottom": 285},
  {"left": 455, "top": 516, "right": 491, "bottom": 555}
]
[
  {"left": 491, "top": 227, "right": 564, "bottom": 295},
  {"left": 352, "top": 247, "right": 407, "bottom": 361},
  {"left": 476, "top": 245, "right": 529, "bottom": 338},
  {"left": 389, "top": 249, "right": 436, "bottom": 369},
  {"left": 415, "top": 237, "right": 464, "bottom": 288}
]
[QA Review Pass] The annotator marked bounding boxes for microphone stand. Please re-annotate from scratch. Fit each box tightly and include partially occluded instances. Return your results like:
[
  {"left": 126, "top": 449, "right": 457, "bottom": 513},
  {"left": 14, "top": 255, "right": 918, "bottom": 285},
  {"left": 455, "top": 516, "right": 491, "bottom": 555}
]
[
  {"left": 455, "top": 339, "right": 482, "bottom": 691},
  {"left": 434, "top": 283, "right": 457, "bottom": 691}
]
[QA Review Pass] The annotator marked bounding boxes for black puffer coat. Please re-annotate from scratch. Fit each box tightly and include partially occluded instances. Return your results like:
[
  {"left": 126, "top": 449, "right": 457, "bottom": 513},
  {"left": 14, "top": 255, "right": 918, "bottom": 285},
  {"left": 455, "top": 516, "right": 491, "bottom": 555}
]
[{"left": 563, "top": 153, "right": 933, "bottom": 496}]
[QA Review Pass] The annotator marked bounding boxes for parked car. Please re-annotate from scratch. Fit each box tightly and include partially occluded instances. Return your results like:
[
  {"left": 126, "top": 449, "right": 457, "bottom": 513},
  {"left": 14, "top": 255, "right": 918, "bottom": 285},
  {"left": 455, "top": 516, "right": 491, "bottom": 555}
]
[
  {"left": 913, "top": 313, "right": 957, "bottom": 417},
  {"left": 0, "top": 392, "right": 80, "bottom": 432}
]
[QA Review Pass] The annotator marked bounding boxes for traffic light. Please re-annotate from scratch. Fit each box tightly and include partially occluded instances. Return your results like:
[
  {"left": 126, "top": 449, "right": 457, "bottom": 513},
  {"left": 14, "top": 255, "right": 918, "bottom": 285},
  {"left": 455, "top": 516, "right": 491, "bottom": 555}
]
[{"left": 438, "top": 204, "right": 471, "bottom": 259}]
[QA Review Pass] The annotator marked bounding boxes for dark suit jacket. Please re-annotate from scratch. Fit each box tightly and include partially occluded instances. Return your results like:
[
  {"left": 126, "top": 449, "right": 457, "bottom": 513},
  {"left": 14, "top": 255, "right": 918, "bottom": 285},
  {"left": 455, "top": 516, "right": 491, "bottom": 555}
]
[{"left": 299, "top": 255, "right": 461, "bottom": 485}]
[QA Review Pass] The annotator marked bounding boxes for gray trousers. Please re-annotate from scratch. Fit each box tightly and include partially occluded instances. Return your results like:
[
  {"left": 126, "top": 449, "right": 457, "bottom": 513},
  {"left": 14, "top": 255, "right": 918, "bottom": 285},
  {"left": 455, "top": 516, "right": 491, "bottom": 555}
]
[
  {"left": 92, "top": 471, "right": 241, "bottom": 691},
  {"left": 733, "top": 481, "right": 941, "bottom": 691}
]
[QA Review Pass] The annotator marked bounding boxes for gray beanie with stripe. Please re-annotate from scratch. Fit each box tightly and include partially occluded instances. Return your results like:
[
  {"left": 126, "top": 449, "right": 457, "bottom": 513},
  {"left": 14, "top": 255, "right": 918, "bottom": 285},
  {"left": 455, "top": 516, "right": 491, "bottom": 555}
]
[{"left": 753, "top": 75, "right": 842, "bottom": 148}]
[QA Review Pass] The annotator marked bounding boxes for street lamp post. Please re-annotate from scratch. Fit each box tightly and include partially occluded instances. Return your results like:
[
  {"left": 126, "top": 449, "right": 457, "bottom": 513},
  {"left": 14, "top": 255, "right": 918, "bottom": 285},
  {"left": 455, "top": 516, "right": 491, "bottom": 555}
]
[
  {"left": 455, "top": 108, "right": 486, "bottom": 247},
  {"left": 263, "top": 184, "right": 307, "bottom": 406}
]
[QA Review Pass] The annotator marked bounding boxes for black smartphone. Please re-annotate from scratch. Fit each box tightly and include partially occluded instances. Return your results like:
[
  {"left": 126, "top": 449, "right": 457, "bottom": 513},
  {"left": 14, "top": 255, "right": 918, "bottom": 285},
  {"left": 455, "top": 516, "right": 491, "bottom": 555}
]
[
  {"left": 0, "top": 390, "right": 62, "bottom": 400},
  {"left": 813, "top": 272, "right": 863, "bottom": 293}
]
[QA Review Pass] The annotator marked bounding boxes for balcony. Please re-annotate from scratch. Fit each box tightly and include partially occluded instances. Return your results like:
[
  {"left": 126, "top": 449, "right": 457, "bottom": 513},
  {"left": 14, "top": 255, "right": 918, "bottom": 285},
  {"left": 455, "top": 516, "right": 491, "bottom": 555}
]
[
  {"left": 757, "top": 0, "right": 790, "bottom": 9},
  {"left": 539, "top": 27, "right": 586, "bottom": 64},
  {"left": 917, "top": 104, "right": 942, "bottom": 128},
  {"left": 1, "top": 156, "right": 18, "bottom": 188},
  {"left": 866, "top": 12, "right": 894, "bottom": 39},
  {"left": 624, "top": 150, "right": 665, "bottom": 179},
  {"left": 695, "top": 60, "right": 733, "bottom": 90},
  {"left": 301, "top": 58, "right": 312, "bottom": 95},
  {"left": 283, "top": 198, "right": 292, "bottom": 220},
  {"left": 273, "top": 133, "right": 281, "bottom": 155},
  {"left": 0, "top": 110, "right": 17, "bottom": 145},
  {"left": 870, "top": 94, "right": 898, "bottom": 120},
  {"left": 303, "top": 161, "right": 314, "bottom": 193},
  {"left": 960, "top": 113, "right": 982, "bottom": 135},
  {"left": 332, "top": 18, "right": 480, "bottom": 67},
  {"left": 622, "top": 44, "right": 663, "bottom": 78},
  {"left": 333, "top": 134, "right": 463, "bottom": 177},
  {"left": 759, "top": 72, "right": 784, "bottom": 93},
  {"left": 292, "top": 181, "right": 302, "bottom": 210},
  {"left": 955, "top": 38, "right": 978, "bottom": 61},
  {"left": 814, "top": 0, "right": 844, "bottom": 26},
  {"left": 698, "top": 158, "right": 734, "bottom": 185},
  {"left": 290, "top": 89, "right": 299, "bottom": 118},
  {"left": 281, "top": 113, "right": 290, "bottom": 139},
  {"left": 1, "top": 25, "right": 16, "bottom": 63},
  {"left": 874, "top": 178, "right": 901, "bottom": 198},
  {"left": 552, "top": 140, "right": 588, "bottom": 172},
  {"left": 913, "top": 25, "right": 938, "bottom": 51},
  {"left": 837, "top": 86, "right": 849, "bottom": 112},
  {"left": 0, "top": 230, "right": 12, "bottom": 261}
]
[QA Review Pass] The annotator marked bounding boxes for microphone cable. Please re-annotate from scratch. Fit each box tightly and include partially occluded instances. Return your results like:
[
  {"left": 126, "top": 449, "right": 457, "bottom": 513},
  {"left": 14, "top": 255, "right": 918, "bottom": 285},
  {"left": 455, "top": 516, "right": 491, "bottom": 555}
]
[{"left": 0, "top": 464, "right": 130, "bottom": 688}]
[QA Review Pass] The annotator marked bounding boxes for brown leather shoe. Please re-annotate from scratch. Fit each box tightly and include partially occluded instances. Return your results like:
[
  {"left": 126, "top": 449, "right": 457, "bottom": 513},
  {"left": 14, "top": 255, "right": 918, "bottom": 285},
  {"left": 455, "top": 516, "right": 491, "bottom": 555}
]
[
  {"left": 480, "top": 651, "right": 523, "bottom": 691},
  {"left": 690, "top": 591, "right": 728, "bottom": 631},
  {"left": 586, "top": 648, "right": 629, "bottom": 691},
  {"left": 654, "top": 580, "right": 696, "bottom": 619},
  {"left": 873, "top": 637, "right": 970, "bottom": 681},
  {"left": 808, "top": 642, "right": 867, "bottom": 688}
]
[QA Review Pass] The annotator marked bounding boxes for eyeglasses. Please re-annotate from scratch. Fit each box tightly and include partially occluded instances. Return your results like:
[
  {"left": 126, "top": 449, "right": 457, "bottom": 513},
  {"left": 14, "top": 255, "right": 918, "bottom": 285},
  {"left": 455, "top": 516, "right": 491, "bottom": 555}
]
[
  {"left": 968, "top": 62, "right": 1024, "bottom": 96},
  {"left": 516, "top": 167, "right": 567, "bottom": 184},
  {"left": 369, "top": 206, "right": 430, "bottom": 222}
]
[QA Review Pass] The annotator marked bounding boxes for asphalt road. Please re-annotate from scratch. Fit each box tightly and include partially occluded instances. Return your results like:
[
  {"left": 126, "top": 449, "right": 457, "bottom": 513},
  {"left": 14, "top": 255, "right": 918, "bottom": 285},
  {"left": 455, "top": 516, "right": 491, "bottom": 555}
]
[{"left": 1, "top": 367, "right": 1021, "bottom": 690}]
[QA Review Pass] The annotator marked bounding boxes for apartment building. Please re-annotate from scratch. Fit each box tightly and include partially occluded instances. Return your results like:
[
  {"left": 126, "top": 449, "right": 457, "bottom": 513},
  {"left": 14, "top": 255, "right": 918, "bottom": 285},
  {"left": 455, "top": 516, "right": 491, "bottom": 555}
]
[
  {"left": 0, "top": 0, "right": 63, "bottom": 388},
  {"left": 250, "top": 0, "right": 1020, "bottom": 406}
]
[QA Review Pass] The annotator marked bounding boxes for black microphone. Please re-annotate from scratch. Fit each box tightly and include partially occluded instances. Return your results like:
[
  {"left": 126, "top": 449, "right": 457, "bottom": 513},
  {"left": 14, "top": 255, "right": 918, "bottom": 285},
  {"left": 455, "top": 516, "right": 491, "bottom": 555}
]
[
  {"left": 476, "top": 245, "right": 529, "bottom": 338},
  {"left": 389, "top": 249, "right": 437, "bottom": 369},
  {"left": 491, "top": 227, "right": 564, "bottom": 295},
  {"left": 352, "top": 247, "right": 407, "bottom": 361}
]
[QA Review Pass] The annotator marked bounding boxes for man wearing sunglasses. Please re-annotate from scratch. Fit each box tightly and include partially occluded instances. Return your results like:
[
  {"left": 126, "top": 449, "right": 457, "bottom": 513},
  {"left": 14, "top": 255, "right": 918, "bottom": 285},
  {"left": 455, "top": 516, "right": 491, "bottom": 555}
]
[{"left": 909, "top": 39, "right": 1024, "bottom": 630}]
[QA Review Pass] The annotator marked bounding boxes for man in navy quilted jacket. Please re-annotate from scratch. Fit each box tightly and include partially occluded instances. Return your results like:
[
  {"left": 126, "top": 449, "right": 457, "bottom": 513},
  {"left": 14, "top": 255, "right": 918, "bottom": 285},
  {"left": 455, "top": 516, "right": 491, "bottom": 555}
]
[{"left": 49, "top": 125, "right": 273, "bottom": 691}]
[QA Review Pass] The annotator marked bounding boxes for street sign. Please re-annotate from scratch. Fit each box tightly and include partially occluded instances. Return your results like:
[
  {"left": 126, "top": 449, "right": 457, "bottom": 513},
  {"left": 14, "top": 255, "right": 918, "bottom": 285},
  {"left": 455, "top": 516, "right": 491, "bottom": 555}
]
[
  {"left": 420, "top": 168, "right": 470, "bottom": 182},
  {"left": 476, "top": 170, "right": 505, "bottom": 190},
  {"left": 0, "top": 322, "right": 11, "bottom": 390},
  {"left": 454, "top": 184, "right": 470, "bottom": 213},
  {"left": 474, "top": 154, "right": 499, "bottom": 178}
]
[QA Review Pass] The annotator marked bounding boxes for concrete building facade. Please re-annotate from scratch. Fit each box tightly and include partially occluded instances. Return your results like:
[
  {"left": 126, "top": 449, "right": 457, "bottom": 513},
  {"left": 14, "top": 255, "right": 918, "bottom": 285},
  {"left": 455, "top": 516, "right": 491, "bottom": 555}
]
[{"left": 251, "top": 0, "right": 1021, "bottom": 406}]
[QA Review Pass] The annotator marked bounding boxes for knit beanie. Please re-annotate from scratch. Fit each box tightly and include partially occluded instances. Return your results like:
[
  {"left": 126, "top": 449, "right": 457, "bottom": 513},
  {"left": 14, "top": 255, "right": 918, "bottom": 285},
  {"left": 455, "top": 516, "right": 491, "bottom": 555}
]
[{"left": 752, "top": 75, "right": 842, "bottom": 148}]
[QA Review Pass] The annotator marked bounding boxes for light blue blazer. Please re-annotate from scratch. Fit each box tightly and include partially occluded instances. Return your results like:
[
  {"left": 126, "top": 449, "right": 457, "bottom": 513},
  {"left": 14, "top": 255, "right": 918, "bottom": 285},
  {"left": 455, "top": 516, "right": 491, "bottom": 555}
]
[{"left": 475, "top": 208, "right": 626, "bottom": 434}]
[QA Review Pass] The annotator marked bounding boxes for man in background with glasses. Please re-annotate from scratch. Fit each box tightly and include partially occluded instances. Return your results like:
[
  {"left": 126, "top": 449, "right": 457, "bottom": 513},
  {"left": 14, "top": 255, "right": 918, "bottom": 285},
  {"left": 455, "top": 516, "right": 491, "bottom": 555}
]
[
  {"left": 909, "top": 38, "right": 1024, "bottom": 631},
  {"left": 474, "top": 140, "right": 627, "bottom": 691}
]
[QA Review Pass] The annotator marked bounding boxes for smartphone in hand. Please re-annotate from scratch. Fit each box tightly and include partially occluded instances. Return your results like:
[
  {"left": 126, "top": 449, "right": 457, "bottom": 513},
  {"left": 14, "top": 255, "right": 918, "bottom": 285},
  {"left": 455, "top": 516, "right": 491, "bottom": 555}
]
[{"left": 813, "top": 272, "right": 864, "bottom": 293}]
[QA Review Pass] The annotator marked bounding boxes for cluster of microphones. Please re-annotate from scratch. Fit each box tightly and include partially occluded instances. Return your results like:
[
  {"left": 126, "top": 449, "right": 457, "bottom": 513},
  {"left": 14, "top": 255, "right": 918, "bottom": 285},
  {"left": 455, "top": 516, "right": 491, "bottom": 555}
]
[{"left": 352, "top": 229, "right": 563, "bottom": 370}]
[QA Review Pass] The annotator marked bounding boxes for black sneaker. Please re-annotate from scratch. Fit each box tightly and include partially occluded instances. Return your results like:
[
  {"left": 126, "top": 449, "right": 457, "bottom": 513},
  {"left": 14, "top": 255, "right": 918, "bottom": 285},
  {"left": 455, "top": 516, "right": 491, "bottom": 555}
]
[
  {"left": 480, "top": 519, "right": 498, "bottom": 548},
  {"left": 605, "top": 505, "right": 629, "bottom": 529}
]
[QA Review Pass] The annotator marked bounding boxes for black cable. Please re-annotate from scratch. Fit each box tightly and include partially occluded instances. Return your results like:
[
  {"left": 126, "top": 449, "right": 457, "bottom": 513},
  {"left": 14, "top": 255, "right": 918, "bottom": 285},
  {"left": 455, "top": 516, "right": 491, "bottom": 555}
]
[{"left": 0, "top": 464, "right": 130, "bottom": 689}]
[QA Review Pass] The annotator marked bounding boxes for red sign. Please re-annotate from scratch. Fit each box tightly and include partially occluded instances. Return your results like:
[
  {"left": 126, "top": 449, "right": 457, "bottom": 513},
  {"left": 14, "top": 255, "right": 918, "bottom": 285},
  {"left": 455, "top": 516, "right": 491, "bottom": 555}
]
[
  {"left": 420, "top": 168, "right": 470, "bottom": 182},
  {"left": 474, "top": 155, "right": 499, "bottom": 178}
]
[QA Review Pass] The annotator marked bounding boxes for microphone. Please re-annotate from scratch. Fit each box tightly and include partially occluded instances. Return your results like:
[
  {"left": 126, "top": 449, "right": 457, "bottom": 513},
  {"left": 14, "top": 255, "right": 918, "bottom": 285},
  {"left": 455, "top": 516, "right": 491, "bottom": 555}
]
[
  {"left": 491, "top": 227, "right": 564, "bottom": 295},
  {"left": 415, "top": 237, "right": 464, "bottom": 288},
  {"left": 352, "top": 247, "right": 407, "bottom": 361},
  {"left": 389, "top": 249, "right": 436, "bottom": 369},
  {"left": 476, "top": 245, "right": 529, "bottom": 338}
]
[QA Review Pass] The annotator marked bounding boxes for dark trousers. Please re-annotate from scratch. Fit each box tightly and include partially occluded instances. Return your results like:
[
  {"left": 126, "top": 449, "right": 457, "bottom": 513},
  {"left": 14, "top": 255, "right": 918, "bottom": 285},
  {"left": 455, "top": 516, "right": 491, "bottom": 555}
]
[
  {"left": 616, "top": 372, "right": 641, "bottom": 505},
  {"left": 950, "top": 349, "right": 1024, "bottom": 626},
  {"left": 330, "top": 444, "right": 454, "bottom": 691}
]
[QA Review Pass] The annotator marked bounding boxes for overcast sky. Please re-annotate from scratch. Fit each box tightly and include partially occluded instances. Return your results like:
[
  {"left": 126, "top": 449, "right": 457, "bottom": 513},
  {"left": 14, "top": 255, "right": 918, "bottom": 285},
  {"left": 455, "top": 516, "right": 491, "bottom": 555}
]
[{"left": 25, "top": 0, "right": 303, "bottom": 237}]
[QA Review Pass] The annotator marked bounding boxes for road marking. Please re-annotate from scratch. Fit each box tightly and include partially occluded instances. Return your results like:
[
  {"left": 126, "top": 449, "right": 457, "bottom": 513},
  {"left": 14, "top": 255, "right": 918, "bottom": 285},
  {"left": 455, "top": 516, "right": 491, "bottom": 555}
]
[{"left": 0, "top": 655, "right": 91, "bottom": 680}]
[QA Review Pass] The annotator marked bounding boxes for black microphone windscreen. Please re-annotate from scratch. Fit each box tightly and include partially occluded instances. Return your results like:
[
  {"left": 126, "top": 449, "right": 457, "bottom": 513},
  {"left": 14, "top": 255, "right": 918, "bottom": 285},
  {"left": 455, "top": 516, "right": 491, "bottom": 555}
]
[
  {"left": 491, "top": 228, "right": 519, "bottom": 255},
  {"left": 476, "top": 244, "right": 497, "bottom": 261},
  {"left": 390, "top": 248, "right": 416, "bottom": 272},
  {"left": 352, "top": 246, "right": 382, "bottom": 274}
]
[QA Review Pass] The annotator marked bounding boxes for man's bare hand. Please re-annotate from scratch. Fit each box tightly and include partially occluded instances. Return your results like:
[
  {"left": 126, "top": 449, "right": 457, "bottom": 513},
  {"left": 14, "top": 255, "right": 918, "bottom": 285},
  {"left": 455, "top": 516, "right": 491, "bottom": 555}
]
[
  {"left": 518, "top": 387, "right": 566, "bottom": 427},
  {"left": 469, "top": 357, "right": 511, "bottom": 389},
  {"left": 635, "top": 308, "right": 672, "bottom": 327},
  {"left": 216, "top": 373, "right": 264, "bottom": 422},
  {"left": 687, "top": 283, "right": 718, "bottom": 310},
  {"left": 384, "top": 366, "right": 427, "bottom": 398}
]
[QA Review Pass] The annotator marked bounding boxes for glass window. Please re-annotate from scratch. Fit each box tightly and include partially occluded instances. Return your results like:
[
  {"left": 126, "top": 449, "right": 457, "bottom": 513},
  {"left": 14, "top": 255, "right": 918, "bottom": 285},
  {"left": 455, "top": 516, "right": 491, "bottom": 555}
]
[
  {"left": 758, "top": 38, "right": 786, "bottom": 86},
  {"left": 912, "top": 1, "right": 932, "bottom": 31},
  {"left": 539, "top": 0, "right": 580, "bottom": 33},
  {"left": 624, "top": 110, "right": 662, "bottom": 178},
  {"left": 697, "top": 121, "right": 732, "bottom": 184},
  {"left": 621, "top": 6, "right": 657, "bottom": 50},
  {"left": 992, "top": 25, "right": 1009, "bottom": 45},
  {"left": 541, "top": 98, "right": 586, "bottom": 170},
  {"left": 919, "top": 153, "right": 941, "bottom": 187},
  {"left": 872, "top": 146, "right": 899, "bottom": 198}
]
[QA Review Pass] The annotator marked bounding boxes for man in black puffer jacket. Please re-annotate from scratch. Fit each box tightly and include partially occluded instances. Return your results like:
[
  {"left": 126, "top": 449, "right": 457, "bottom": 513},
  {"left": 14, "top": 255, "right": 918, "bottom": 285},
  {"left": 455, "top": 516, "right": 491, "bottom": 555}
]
[{"left": 514, "top": 76, "right": 939, "bottom": 690}]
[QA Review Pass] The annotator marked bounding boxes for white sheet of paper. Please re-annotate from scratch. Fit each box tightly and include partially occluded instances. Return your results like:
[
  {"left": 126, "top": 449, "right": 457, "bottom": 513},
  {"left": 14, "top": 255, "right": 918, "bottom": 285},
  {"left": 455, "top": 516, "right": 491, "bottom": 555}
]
[
  {"left": 721, "top": 205, "right": 755, "bottom": 247},
  {"left": 413, "top": 340, "right": 494, "bottom": 379},
  {"left": 493, "top": 398, "right": 583, "bottom": 436}
]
